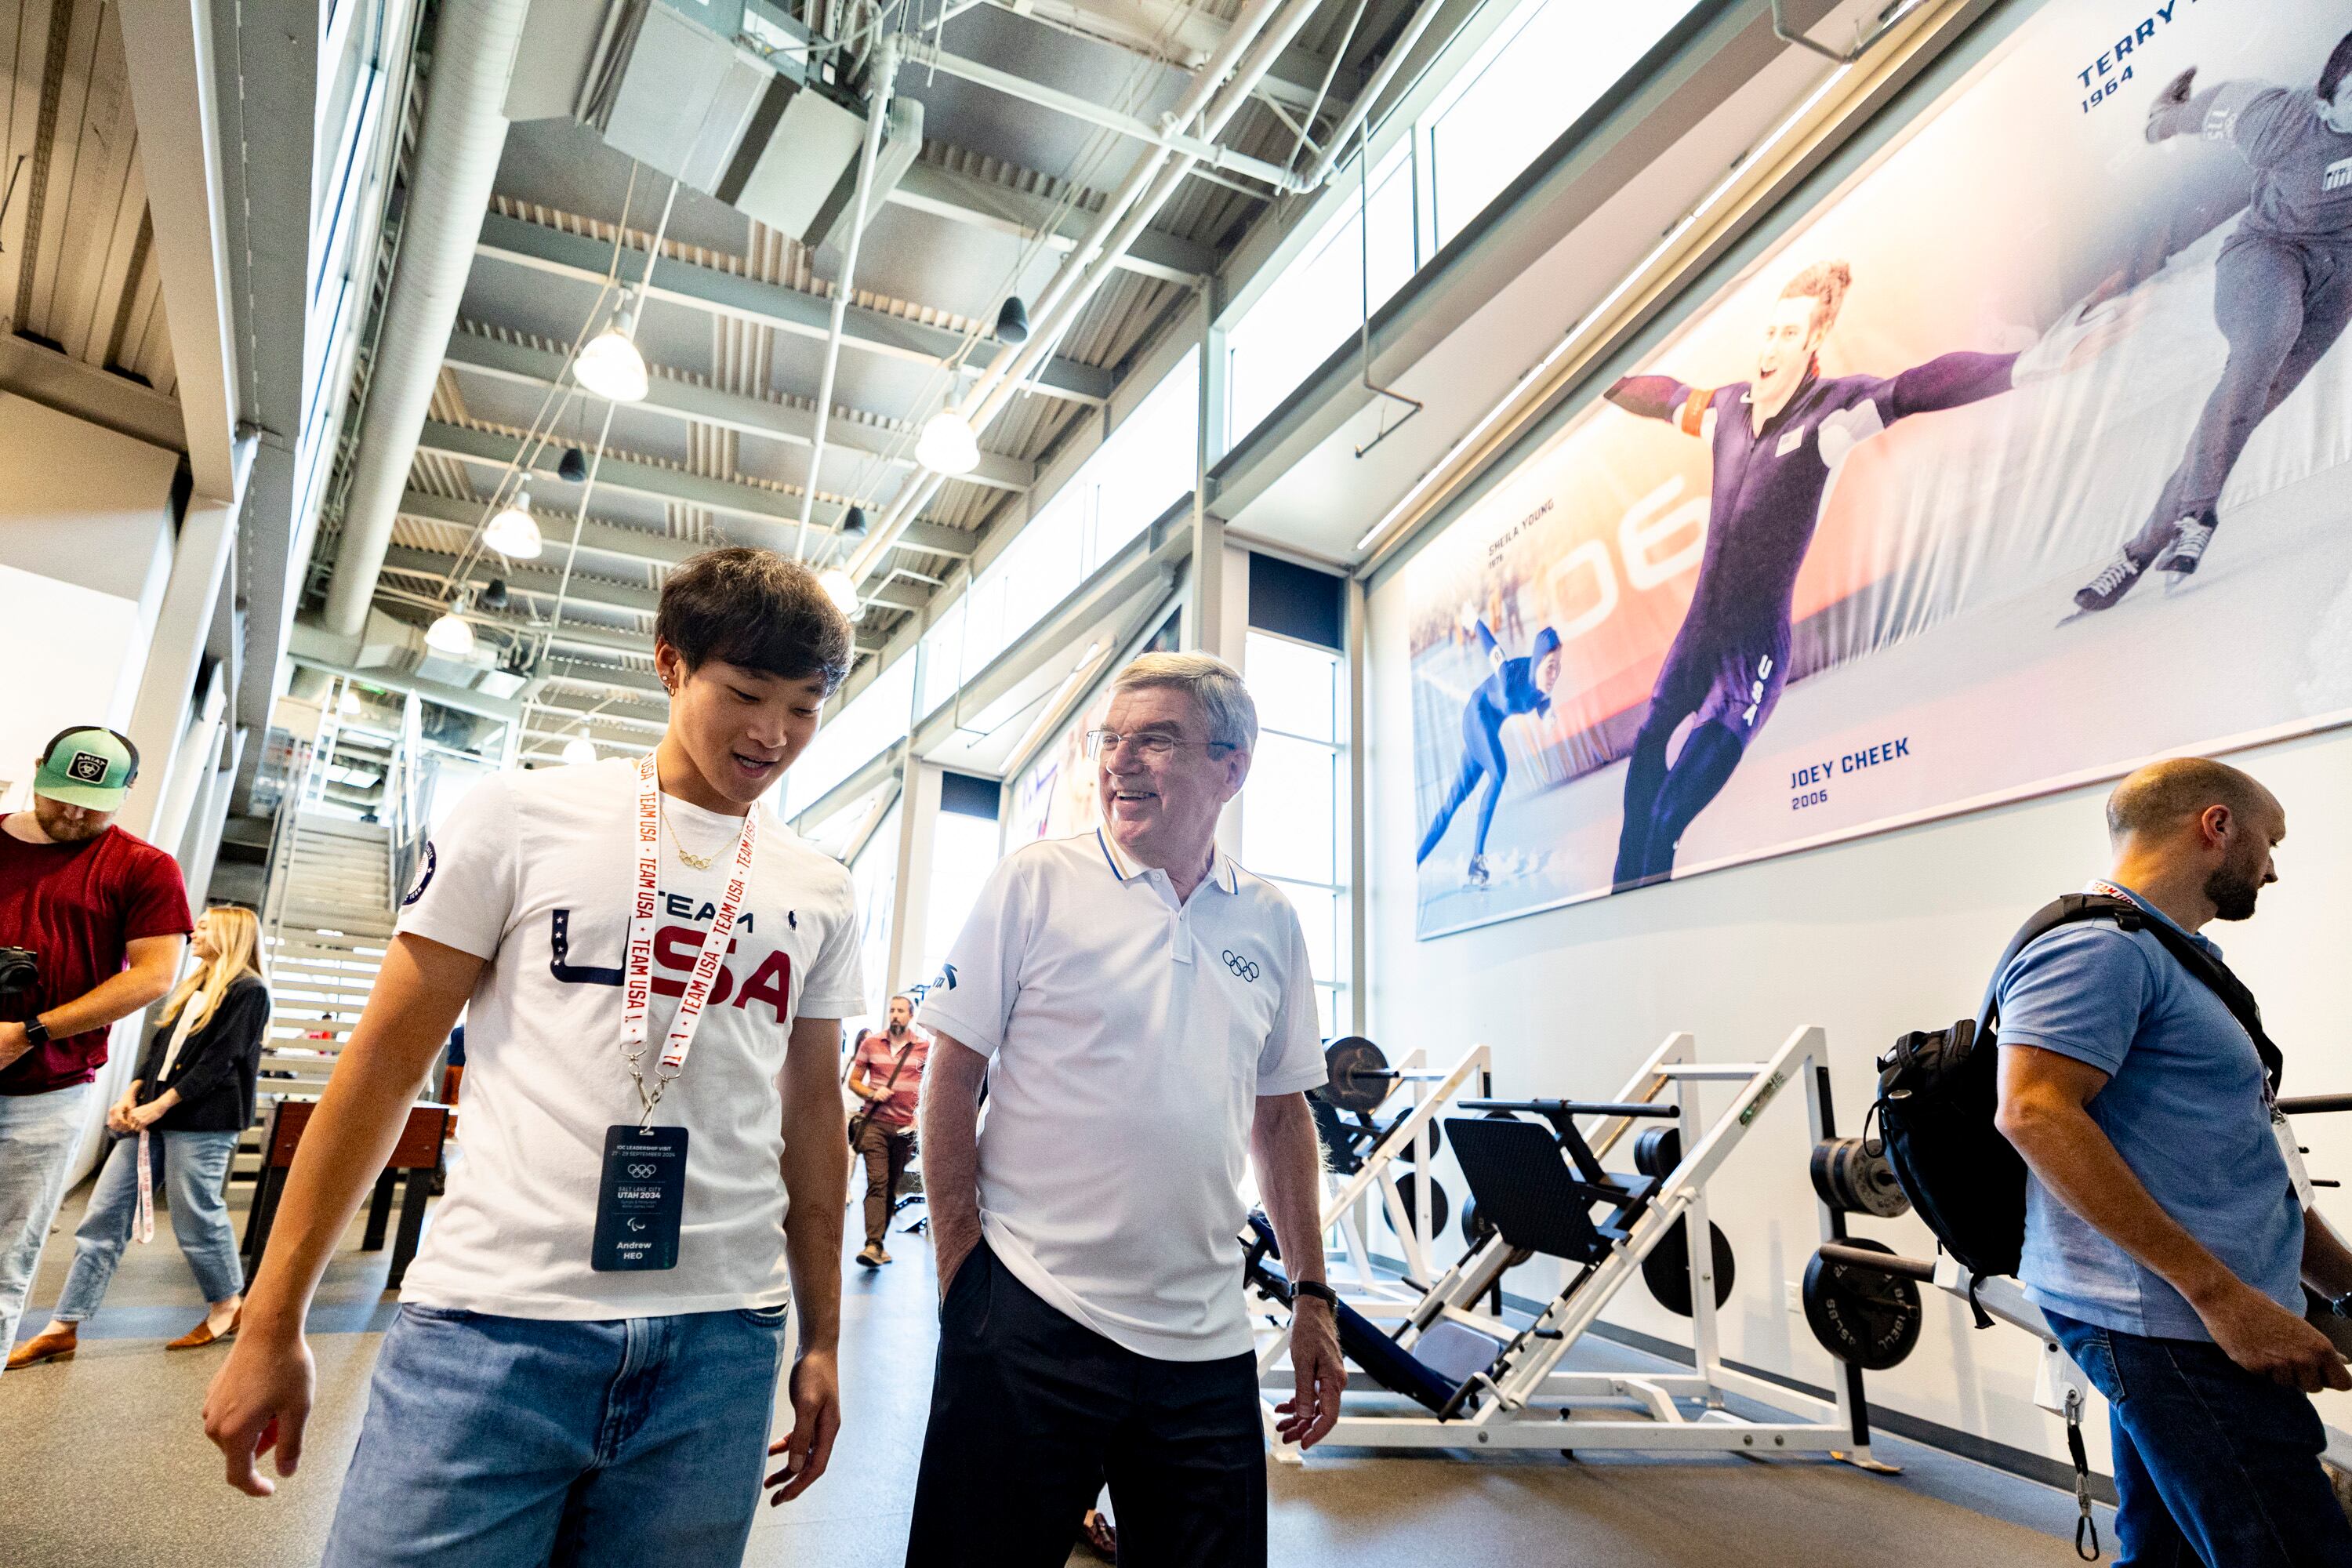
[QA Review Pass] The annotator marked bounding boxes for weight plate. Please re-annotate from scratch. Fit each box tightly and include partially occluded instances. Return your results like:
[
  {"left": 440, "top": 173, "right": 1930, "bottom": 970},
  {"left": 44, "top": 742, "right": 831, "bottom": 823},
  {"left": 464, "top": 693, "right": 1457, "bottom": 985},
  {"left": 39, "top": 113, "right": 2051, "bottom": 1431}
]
[
  {"left": 1640, "top": 1218, "right": 1737, "bottom": 1317},
  {"left": 1390, "top": 1173, "right": 1450, "bottom": 1241},
  {"left": 1802, "top": 1237, "right": 1924, "bottom": 1371},
  {"left": 1323, "top": 1036, "right": 1393, "bottom": 1114},
  {"left": 1461, "top": 1196, "right": 1495, "bottom": 1250},
  {"left": 1634, "top": 1126, "right": 1682, "bottom": 1180},
  {"left": 1809, "top": 1138, "right": 1912, "bottom": 1219}
]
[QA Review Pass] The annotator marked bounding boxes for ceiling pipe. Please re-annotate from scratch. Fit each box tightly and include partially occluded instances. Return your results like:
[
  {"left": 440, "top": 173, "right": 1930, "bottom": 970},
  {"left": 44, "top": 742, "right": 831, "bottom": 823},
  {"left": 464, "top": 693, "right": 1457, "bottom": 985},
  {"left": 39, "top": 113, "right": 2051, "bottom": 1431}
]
[
  {"left": 846, "top": 0, "right": 1338, "bottom": 583},
  {"left": 322, "top": 0, "right": 533, "bottom": 637},
  {"left": 1293, "top": 0, "right": 1448, "bottom": 190},
  {"left": 796, "top": 34, "right": 904, "bottom": 562}
]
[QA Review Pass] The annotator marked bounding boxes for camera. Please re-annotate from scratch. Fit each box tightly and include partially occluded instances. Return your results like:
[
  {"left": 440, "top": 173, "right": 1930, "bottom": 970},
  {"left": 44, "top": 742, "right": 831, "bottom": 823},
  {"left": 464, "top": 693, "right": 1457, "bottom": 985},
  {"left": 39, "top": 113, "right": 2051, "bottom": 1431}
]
[{"left": 0, "top": 946, "right": 37, "bottom": 1001}]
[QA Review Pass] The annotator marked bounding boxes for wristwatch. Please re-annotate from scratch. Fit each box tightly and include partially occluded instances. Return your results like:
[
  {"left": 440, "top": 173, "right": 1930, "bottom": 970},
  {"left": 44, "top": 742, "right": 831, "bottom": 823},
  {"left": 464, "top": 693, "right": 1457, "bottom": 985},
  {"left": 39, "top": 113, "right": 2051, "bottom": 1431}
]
[
  {"left": 20, "top": 1015, "right": 49, "bottom": 1048},
  {"left": 1291, "top": 1279, "right": 1340, "bottom": 1311}
]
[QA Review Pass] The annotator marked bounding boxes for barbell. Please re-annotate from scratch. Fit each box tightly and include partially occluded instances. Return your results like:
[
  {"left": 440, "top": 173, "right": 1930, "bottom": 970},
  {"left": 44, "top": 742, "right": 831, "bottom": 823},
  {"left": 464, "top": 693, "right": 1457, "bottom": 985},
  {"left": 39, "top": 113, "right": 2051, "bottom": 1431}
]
[
  {"left": 1802, "top": 1240, "right": 1926, "bottom": 1370},
  {"left": 1320, "top": 1036, "right": 1399, "bottom": 1113}
]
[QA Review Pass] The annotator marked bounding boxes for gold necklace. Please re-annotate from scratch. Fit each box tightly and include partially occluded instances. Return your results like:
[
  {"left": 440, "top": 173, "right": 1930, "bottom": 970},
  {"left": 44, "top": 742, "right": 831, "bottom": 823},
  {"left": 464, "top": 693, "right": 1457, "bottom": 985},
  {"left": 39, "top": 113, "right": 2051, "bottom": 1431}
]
[{"left": 659, "top": 798, "right": 721, "bottom": 871}]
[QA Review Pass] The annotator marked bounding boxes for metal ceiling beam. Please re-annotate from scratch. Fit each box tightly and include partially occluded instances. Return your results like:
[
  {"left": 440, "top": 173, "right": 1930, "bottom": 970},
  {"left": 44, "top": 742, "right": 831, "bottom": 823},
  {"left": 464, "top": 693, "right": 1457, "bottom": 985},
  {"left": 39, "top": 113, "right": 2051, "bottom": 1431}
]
[
  {"left": 0, "top": 336, "right": 187, "bottom": 454},
  {"left": 474, "top": 212, "right": 1113, "bottom": 405},
  {"left": 894, "top": 520, "right": 980, "bottom": 559},
  {"left": 398, "top": 488, "right": 700, "bottom": 568},
  {"left": 380, "top": 543, "right": 661, "bottom": 616},
  {"left": 531, "top": 691, "right": 670, "bottom": 731},
  {"left": 976, "top": 0, "right": 1351, "bottom": 115},
  {"left": 117, "top": 0, "right": 243, "bottom": 500},
  {"left": 885, "top": 162, "right": 1213, "bottom": 286},
  {"left": 543, "top": 658, "right": 667, "bottom": 696},
  {"left": 416, "top": 419, "right": 856, "bottom": 534},
  {"left": 442, "top": 330, "right": 1035, "bottom": 492}
]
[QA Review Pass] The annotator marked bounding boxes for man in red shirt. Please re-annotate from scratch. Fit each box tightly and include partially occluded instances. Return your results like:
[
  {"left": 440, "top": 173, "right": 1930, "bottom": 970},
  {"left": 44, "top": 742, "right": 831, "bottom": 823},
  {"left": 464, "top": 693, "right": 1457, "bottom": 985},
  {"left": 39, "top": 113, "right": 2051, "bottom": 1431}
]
[
  {"left": 1, "top": 727, "right": 191, "bottom": 1376},
  {"left": 846, "top": 993, "right": 930, "bottom": 1267}
]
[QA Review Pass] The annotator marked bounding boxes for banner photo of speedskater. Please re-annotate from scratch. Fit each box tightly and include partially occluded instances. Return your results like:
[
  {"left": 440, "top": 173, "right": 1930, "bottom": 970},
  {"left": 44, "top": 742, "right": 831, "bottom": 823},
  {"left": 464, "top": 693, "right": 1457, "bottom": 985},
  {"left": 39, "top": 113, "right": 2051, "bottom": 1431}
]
[{"left": 1408, "top": 0, "right": 2352, "bottom": 938}]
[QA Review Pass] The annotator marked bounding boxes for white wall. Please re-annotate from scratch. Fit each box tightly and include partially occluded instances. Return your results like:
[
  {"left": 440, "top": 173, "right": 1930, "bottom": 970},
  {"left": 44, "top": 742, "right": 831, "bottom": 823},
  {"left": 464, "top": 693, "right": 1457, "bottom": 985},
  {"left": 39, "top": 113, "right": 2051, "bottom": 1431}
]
[
  {"left": 1363, "top": 571, "right": 2352, "bottom": 1474},
  {"left": 0, "top": 390, "right": 180, "bottom": 805}
]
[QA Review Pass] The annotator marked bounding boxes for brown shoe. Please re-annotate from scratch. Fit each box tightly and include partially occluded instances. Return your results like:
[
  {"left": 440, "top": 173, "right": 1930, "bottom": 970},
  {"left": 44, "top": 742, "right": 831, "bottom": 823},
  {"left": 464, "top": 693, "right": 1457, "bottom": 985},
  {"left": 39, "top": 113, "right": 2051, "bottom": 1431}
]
[
  {"left": 6, "top": 1326, "right": 77, "bottom": 1369},
  {"left": 166, "top": 1308, "right": 239, "bottom": 1351},
  {"left": 856, "top": 1243, "right": 887, "bottom": 1269}
]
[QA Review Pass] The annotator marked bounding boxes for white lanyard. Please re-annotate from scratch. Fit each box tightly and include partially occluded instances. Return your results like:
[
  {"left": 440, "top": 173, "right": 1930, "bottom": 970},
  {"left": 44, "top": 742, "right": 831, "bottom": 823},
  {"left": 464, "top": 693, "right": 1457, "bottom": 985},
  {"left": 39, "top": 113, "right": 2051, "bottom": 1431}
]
[
  {"left": 622, "top": 754, "right": 759, "bottom": 1127},
  {"left": 137, "top": 1002, "right": 204, "bottom": 1244}
]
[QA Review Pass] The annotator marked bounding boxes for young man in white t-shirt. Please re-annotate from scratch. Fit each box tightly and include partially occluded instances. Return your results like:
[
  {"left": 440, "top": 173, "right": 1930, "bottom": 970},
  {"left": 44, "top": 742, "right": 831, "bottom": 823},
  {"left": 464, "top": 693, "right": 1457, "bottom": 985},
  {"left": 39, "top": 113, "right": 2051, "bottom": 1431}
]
[{"left": 202, "top": 548, "right": 866, "bottom": 1566}]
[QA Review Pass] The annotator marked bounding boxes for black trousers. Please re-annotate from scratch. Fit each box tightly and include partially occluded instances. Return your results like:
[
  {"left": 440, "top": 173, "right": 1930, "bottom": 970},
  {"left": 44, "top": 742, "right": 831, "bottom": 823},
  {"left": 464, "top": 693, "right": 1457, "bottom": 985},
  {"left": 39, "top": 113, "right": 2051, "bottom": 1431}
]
[{"left": 906, "top": 1241, "right": 1265, "bottom": 1568}]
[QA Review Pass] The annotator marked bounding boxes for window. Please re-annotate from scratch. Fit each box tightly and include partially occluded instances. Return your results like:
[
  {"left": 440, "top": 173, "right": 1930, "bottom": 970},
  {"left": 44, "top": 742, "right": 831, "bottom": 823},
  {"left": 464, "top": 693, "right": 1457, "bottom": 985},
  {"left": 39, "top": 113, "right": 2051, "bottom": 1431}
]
[
  {"left": 1242, "top": 630, "right": 1347, "bottom": 1035},
  {"left": 1226, "top": 144, "right": 1416, "bottom": 445},
  {"left": 918, "top": 351, "right": 1199, "bottom": 724},
  {"left": 784, "top": 653, "right": 916, "bottom": 818},
  {"left": 848, "top": 800, "right": 901, "bottom": 1033},
  {"left": 1425, "top": 0, "right": 1700, "bottom": 248},
  {"left": 920, "top": 778, "right": 1002, "bottom": 989}
]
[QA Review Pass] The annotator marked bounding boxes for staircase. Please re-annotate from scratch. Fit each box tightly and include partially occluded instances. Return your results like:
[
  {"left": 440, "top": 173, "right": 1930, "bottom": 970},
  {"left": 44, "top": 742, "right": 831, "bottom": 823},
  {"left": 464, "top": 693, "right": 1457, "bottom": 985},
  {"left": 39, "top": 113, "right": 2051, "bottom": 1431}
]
[{"left": 256, "top": 814, "right": 398, "bottom": 1112}]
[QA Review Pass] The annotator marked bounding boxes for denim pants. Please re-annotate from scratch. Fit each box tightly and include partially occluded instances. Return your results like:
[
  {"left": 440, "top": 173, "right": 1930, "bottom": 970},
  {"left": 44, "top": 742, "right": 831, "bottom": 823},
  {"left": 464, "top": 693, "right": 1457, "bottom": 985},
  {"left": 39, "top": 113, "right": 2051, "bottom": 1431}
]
[
  {"left": 323, "top": 1301, "right": 790, "bottom": 1568},
  {"left": 54, "top": 1129, "right": 244, "bottom": 1322},
  {"left": 2047, "top": 1308, "right": 2352, "bottom": 1566},
  {"left": 0, "top": 1082, "right": 95, "bottom": 1377}
]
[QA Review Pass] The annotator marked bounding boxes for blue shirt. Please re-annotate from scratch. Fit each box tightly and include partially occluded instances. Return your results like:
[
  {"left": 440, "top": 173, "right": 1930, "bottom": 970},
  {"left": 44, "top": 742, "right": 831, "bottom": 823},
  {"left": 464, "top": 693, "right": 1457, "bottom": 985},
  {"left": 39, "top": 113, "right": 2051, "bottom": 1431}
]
[{"left": 1993, "top": 882, "right": 2301, "bottom": 1341}]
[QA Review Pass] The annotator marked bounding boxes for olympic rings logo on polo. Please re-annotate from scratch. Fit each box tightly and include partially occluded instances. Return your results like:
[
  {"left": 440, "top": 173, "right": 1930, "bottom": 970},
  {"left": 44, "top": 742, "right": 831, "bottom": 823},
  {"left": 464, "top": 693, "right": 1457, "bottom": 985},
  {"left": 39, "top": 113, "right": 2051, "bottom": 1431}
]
[{"left": 1221, "top": 949, "right": 1260, "bottom": 982}]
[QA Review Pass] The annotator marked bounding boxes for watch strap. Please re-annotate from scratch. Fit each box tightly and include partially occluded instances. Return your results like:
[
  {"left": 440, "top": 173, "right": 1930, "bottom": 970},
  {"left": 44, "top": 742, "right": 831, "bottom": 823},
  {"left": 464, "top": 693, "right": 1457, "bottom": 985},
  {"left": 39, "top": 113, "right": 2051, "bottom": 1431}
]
[
  {"left": 21, "top": 1015, "right": 49, "bottom": 1047},
  {"left": 1291, "top": 1279, "right": 1340, "bottom": 1310}
]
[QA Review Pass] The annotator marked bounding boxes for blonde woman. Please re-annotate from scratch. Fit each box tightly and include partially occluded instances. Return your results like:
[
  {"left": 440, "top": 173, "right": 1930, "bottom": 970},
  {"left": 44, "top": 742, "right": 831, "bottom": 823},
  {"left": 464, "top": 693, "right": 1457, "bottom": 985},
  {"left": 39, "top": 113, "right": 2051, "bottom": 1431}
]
[{"left": 8, "top": 906, "right": 270, "bottom": 1367}]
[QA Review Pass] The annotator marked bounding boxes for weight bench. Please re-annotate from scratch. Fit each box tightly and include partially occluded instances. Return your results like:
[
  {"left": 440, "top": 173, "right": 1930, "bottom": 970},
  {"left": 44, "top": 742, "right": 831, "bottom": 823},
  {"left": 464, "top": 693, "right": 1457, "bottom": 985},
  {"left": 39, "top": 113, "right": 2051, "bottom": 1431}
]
[{"left": 1250, "top": 1026, "right": 1889, "bottom": 1468}]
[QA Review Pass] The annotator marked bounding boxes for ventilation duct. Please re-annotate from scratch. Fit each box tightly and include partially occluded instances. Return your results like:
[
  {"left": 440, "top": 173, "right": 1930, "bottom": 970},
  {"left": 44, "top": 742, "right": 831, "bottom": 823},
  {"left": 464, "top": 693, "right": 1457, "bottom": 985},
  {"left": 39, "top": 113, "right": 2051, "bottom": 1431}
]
[{"left": 510, "top": 0, "right": 920, "bottom": 252}]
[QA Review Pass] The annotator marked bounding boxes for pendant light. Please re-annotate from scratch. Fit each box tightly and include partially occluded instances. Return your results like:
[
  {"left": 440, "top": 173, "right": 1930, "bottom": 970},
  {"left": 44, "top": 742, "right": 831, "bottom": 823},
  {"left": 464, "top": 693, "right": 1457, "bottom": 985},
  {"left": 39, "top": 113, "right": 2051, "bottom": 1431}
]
[
  {"left": 483, "top": 488, "right": 543, "bottom": 559},
  {"left": 840, "top": 505, "right": 869, "bottom": 539},
  {"left": 557, "top": 445, "right": 590, "bottom": 483},
  {"left": 425, "top": 603, "right": 476, "bottom": 658},
  {"left": 916, "top": 408, "right": 980, "bottom": 475},
  {"left": 561, "top": 736, "right": 597, "bottom": 766},
  {"left": 575, "top": 300, "right": 649, "bottom": 403},
  {"left": 995, "top": 295, "right": 1031, "bottom": 346},
  {"left": 818, "top": 568, "right": 859, "bottom": 615}
]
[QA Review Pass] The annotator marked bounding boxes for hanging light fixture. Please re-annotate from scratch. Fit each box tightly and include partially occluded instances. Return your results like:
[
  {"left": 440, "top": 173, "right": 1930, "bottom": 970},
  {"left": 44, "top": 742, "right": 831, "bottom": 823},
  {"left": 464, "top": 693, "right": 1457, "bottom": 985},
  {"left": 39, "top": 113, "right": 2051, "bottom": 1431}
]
[
  {"left": 425, "top": 599, "right": 477, "bottom": 657},
  {"left": 561, "top": 735, "right": 598, "bottom": 766},
  {"left": 557, "top": 445, "right": 590, "bottom": 483},
  {"left": 575, "top": 299, "right": 649, "bottom": 403},
  {"left": 338, "top": 687, "right": 362, "bottom": 717},
  {"left": 840, "top": 505, "right": 869, "bottom": 539},
  {"left": 479, "top": 578, "right": 510, "bottom": 612},
  {"left": 916, "top": 408, "right": 980, "bottom": 475},
  {"left": 817, "top": 568, "right": 859, "bottom": 615},
  {"left": 995, "top": 295, "right": 1031, "bottom": 346},
  {"left": 483, "top": 488, "right": 543, "bottom": 559}
]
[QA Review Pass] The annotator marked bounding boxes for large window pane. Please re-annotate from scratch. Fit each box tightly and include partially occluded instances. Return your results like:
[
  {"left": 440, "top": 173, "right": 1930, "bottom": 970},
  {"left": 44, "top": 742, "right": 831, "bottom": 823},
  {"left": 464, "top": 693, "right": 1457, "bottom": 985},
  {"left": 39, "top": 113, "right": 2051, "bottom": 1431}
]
[
  {"left": 921, "top": 809, "right": 1003, "bottom": 987},
  {"left": 1270, "top": 877, "right": 1338, "bottom": 982},
  {"left": 1428, "top": 0, "right": 1700, "bottom": 248},
  {"left": 786, "top": 654, "right": 915, "bottom": 816},
  {"left": 1247, "top": 633, "right": 1338, "bottom": 743},
  {"left": 1243, "top": 735, "right": 1336, "bottom": 886},
  {"left": 1227, "top": 147, "right": 1415, "bottom": 444}
]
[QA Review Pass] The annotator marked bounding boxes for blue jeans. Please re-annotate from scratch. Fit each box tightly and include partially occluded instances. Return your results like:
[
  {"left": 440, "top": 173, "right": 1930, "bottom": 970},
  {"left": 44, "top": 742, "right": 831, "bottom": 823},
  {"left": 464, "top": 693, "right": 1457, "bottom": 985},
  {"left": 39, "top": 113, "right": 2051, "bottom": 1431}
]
[
  {"left": 0, "top": 1082, "right": 95, "bottom": 1377},
  {"left": 2047, "top": 1309, "right": 2352, "bottom": 1566},
  {"left": 54, "top": 1130, "right": 244, "bottom": 1322},
  {"left": 323, "top": 1302, "right": 791, "bottom": 1568}
]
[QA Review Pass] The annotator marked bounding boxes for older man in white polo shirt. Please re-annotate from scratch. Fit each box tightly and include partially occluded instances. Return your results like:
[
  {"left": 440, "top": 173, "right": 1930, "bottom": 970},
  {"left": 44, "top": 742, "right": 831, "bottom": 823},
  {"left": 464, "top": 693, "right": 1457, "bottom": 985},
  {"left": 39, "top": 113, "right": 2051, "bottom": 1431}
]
[{"left": 907, "top": 652, "right": 1344, "bottom": 1566}]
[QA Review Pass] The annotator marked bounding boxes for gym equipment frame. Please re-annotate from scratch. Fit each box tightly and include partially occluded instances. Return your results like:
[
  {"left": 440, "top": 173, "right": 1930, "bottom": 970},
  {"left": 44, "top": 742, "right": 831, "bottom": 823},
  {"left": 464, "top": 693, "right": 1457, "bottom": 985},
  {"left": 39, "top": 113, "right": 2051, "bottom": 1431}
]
[
  {"left": 1254, "top": 1027, "right": 1889, "bottom": 1465},
  {"left": 1313, "top": 1041, "right": 1494, "bottom": 1314}
]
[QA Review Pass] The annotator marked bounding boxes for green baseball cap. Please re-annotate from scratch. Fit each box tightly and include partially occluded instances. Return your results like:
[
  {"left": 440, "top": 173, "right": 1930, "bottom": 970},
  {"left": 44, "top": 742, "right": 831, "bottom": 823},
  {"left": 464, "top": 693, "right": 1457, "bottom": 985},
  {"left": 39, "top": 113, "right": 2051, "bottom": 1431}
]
[{"left": 33, "top": 726, "right": 140, "bottom": 811}]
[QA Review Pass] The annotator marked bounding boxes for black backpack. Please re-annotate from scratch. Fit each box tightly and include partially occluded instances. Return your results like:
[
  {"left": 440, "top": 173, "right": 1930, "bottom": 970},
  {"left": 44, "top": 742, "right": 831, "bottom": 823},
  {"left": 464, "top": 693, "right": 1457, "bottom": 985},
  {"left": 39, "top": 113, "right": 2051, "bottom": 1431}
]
[{"left": 1876, "top": 892, "right": 2281, "bottom": 1285}]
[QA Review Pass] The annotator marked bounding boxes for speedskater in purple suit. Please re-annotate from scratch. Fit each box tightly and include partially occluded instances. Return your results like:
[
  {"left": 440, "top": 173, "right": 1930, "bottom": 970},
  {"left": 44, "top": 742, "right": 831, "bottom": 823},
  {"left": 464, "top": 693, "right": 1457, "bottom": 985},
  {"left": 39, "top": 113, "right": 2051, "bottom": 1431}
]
[
  {"left": 1608, "top": 261, "right": 2031, "bottom": 891},
  {"left": 2077, "top": 31, "right": 2352, "bottom": 612}
]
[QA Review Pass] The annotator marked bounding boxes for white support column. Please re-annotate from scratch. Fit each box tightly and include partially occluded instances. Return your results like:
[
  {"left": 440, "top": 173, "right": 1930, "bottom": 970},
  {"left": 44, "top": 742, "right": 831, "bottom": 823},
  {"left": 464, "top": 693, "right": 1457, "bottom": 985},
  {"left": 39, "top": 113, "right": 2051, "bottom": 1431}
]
[
  {"left": 121, "top": 488, "right": 242, "bottom": 842},
  {"left": 1346, "top": 573, "right": 1369, "bottom": 1037},
  {"left": 178, "top": 728, "right": 248, "bottom": 916}
]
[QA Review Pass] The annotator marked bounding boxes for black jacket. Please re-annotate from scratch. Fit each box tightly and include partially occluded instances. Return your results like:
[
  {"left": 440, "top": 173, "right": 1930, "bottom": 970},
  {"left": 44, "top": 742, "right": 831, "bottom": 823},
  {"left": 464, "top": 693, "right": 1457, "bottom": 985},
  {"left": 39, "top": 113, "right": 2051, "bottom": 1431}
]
[{"left": 134, "top": 975, "right": 270, "bottom": 1132}]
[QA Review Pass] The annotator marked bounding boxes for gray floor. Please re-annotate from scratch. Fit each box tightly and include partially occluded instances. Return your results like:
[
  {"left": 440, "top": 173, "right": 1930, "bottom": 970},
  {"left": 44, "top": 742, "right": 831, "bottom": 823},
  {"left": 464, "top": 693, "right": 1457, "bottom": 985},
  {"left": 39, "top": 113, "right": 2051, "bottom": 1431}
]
[{"left": 1, "top": 1174, "right": 2111, "bottom": 1567}]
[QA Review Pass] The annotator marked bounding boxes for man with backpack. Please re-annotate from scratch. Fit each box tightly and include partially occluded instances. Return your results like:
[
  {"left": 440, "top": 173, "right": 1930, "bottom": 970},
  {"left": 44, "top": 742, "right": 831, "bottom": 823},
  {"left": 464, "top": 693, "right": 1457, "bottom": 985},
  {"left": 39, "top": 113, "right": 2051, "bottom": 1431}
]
[{"left": 1993, "top": 757, "right": 2352, "bottom": 1566}]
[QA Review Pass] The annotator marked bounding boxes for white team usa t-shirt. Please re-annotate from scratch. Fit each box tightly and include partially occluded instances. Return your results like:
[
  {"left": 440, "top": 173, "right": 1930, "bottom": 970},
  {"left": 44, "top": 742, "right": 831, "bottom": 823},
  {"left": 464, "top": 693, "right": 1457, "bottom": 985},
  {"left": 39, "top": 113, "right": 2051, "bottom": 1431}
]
[{"left": 394, "top": 758, "right": 864, "bottom": 1318}]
